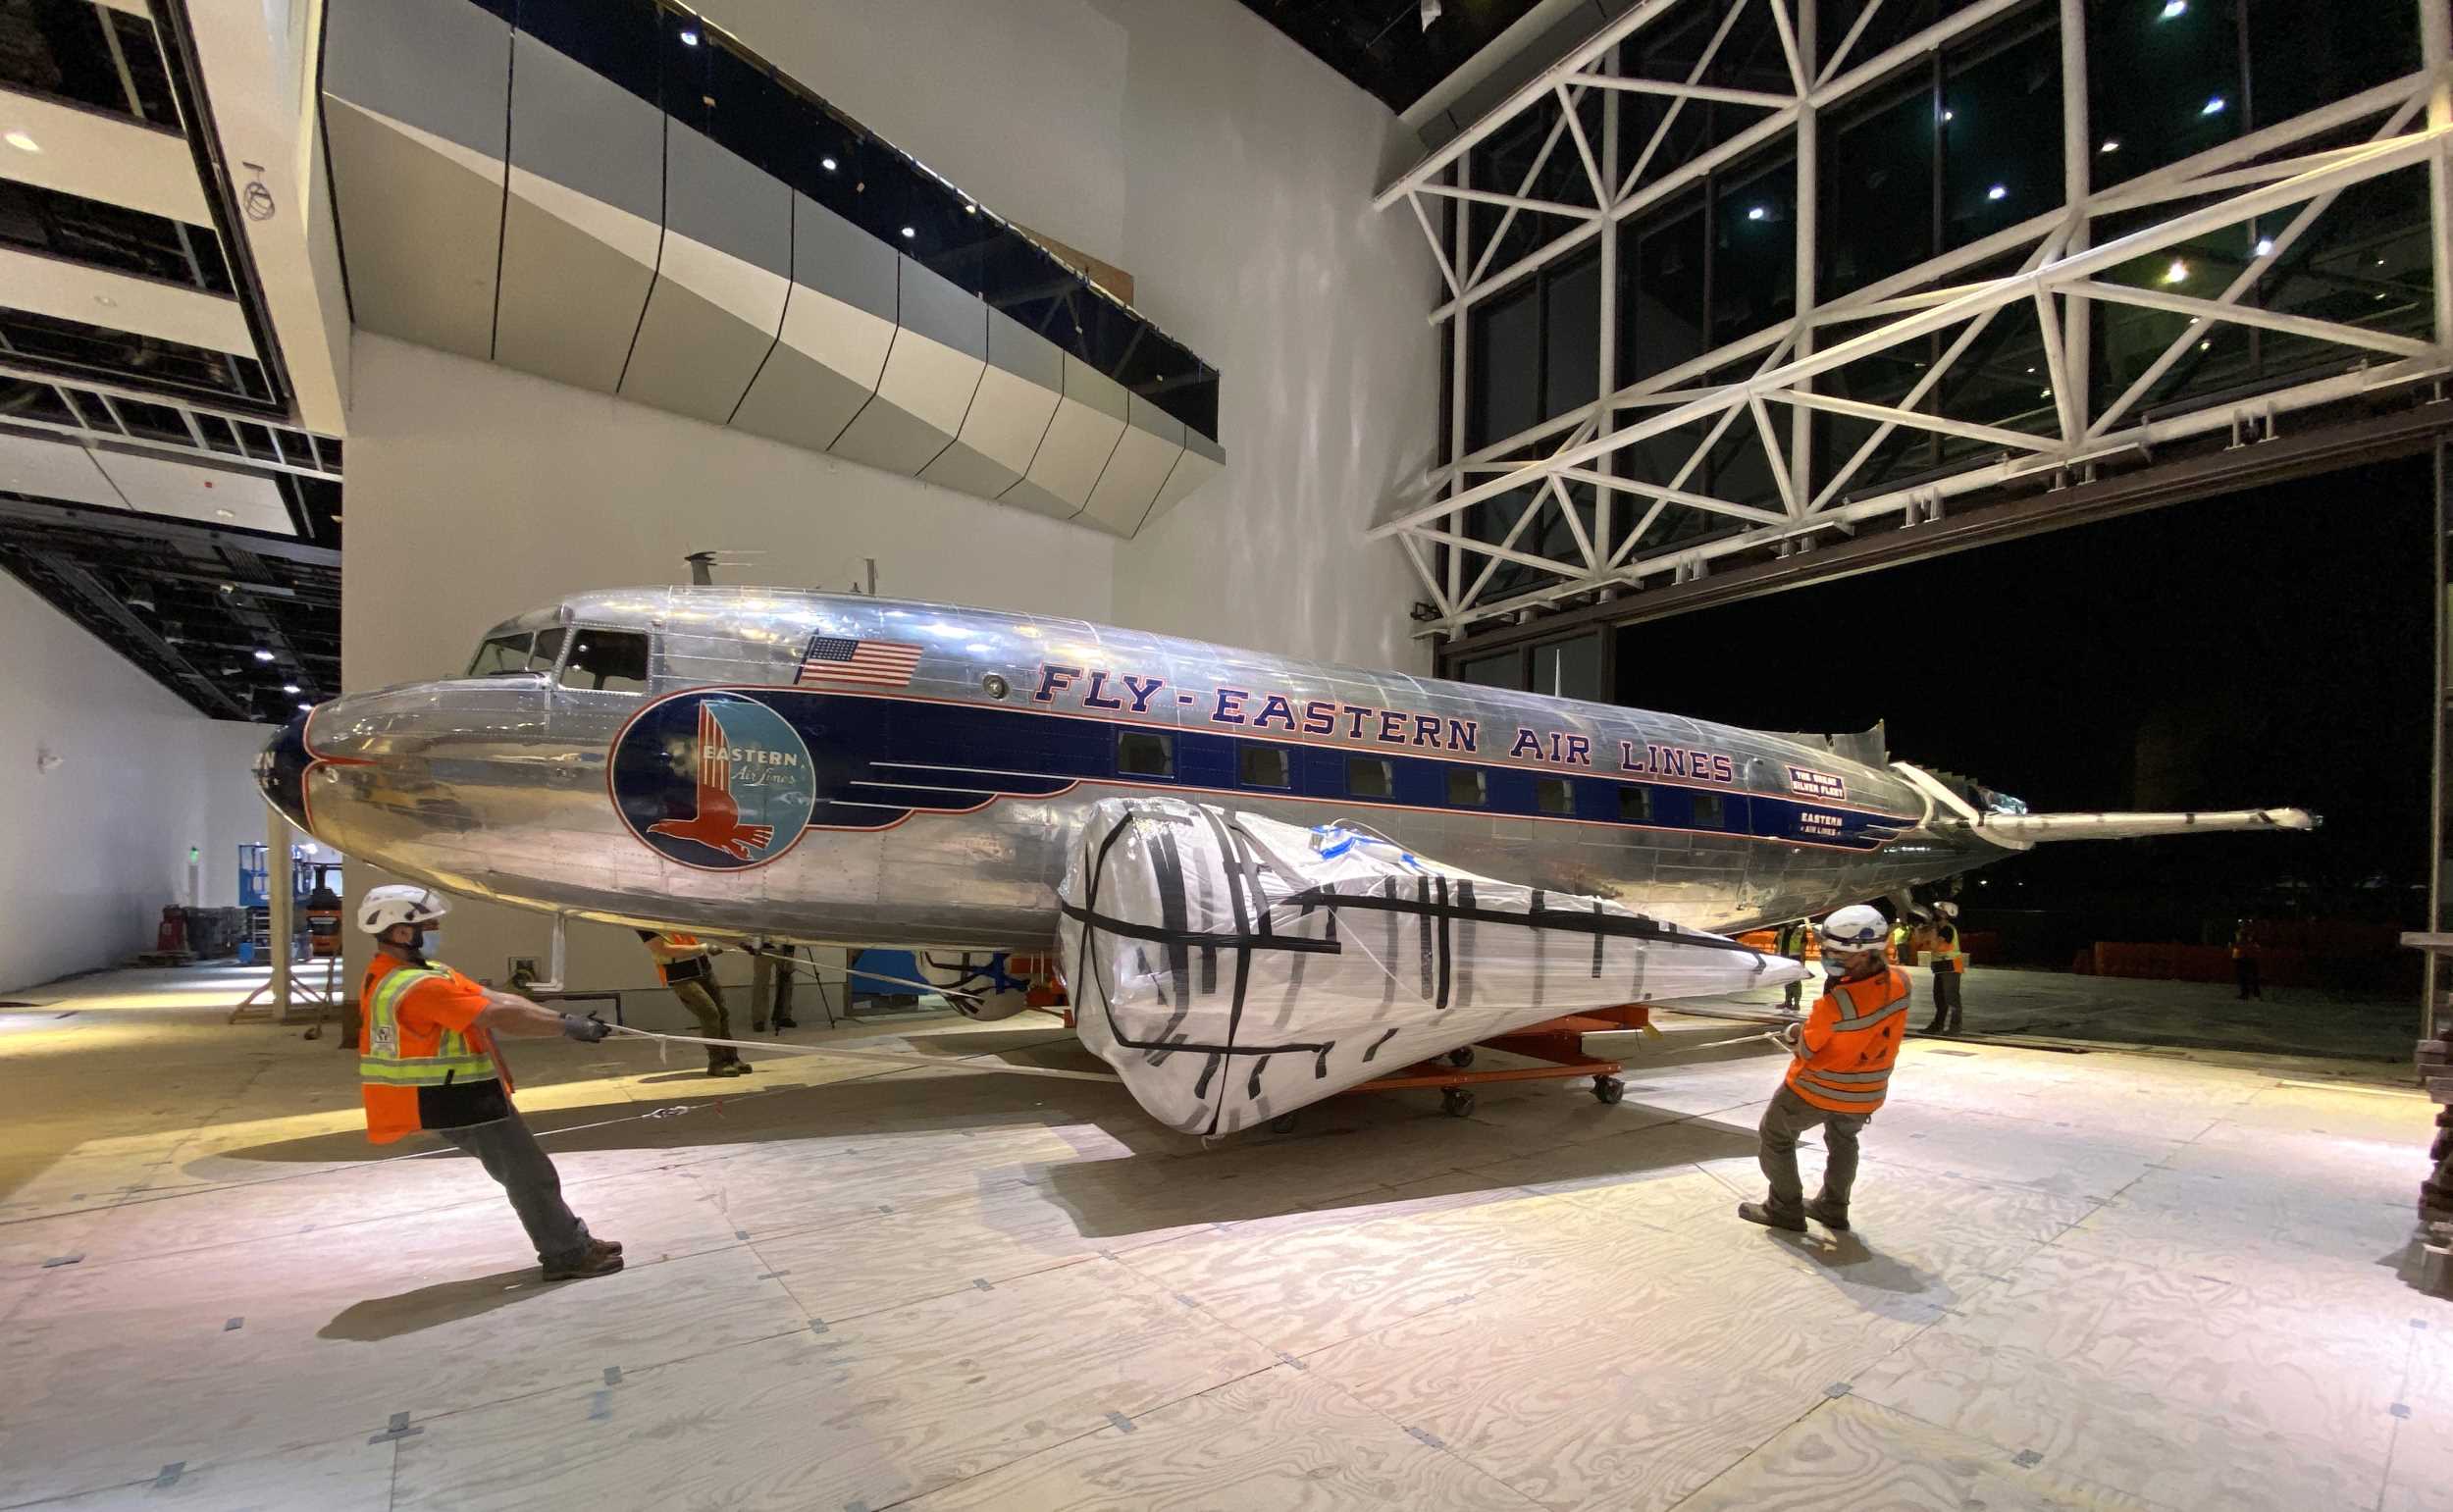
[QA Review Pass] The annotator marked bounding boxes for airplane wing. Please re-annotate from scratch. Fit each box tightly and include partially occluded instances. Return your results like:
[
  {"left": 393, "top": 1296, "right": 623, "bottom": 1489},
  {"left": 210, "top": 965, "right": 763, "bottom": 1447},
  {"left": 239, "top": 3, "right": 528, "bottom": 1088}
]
[
  {"left": 1057, "top": 796, "right": 1804, "bottom": 1137},
  {"left": 1941, "top": 808, "right": 2320, "bottom": 850}
]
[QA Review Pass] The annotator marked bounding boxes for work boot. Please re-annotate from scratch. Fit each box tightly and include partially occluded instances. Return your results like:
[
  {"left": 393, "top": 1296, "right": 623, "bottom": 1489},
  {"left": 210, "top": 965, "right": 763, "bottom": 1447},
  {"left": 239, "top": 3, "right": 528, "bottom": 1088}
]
[
  {"left": 1803, "top": 1198, "right": 1851, "bottom": 1231},
  {"left": 772, "top": 1016, "right": 798, "bottom": 1030},
  {"left": 1945, "top": 1010, "right": 1963, "bottom": 1034},
  {"left": 1922, "top": 1017, "right": 1948, "bottom": 1035},
  {"left": 542, "top": 1242, "right": 624, "bottom": 1281},
  {"left": 1737, "top": 1201, "right": 1806, "bottom": 1232}
]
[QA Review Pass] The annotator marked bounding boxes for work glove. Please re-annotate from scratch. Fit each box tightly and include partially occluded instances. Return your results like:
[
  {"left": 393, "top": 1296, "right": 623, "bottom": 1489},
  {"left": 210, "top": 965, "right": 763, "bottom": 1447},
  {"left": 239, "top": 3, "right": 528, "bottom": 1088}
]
[
  {"left": 1776, "top": 1021, "right": 1803, "bottom": 1051},
  {"left": 560, "top": 1012, "right": 611, "bottom": 1043}
]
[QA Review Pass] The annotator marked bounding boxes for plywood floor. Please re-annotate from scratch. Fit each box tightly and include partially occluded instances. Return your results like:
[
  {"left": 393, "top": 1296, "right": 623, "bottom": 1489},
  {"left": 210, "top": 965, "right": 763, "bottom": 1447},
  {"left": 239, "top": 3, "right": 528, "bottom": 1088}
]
[{"left": 0, "top": 965, "right": 2445, "bottom": 1511}]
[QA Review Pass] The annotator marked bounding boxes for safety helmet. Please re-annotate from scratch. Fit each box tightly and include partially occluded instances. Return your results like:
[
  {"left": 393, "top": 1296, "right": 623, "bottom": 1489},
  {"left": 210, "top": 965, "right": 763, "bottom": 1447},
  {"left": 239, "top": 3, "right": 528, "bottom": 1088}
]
[
  {"left": 1935, "top": 900, "right": 1959, "bottom": 919},
  {"left": 1817, "top": 904, "right": 1890, "bottom": 957},
  {"left": 357, "top": 884, "right": 448, "bottom": 936}
]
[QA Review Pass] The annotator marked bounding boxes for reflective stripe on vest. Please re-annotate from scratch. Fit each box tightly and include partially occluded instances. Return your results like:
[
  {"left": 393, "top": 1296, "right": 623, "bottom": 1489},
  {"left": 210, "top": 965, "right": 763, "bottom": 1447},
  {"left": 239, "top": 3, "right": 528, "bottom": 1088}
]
[
  {"left": 1832, "top": 998, "right": 1909, "bottom": 1033},
  {"left": 1795, "top": 1075, "right": 1888, "bottom": 1105},
  {"left": 359, "top": 964, "right": 496, "bottom": 1088}
]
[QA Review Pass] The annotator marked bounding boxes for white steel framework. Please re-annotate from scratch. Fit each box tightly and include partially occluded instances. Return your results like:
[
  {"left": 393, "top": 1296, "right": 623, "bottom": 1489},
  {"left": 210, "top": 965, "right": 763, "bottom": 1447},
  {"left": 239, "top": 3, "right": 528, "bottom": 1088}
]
[{"left": 1377, "top": 0, "right": 2453, "bottom": 635}]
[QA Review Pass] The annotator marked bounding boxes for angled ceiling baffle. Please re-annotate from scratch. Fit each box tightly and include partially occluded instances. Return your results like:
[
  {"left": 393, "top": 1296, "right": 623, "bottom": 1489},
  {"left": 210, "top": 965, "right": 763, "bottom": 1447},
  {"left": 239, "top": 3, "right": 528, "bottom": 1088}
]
[{"left": 318, "top": 0, "right": 1226, "bottom": 538}]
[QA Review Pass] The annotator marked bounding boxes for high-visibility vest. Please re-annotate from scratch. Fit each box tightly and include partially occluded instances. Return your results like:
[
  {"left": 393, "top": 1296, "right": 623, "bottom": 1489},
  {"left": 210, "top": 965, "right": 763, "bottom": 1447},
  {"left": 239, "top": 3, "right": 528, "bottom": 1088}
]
[
  {"left": 1786, "top": 966, "right": 1910, "bottom": 1115},
  {"left": 360, "top": 959, "right": 500, "bottom": 1143},
  {"left": 646, "top": 932, "right": 713, "bottom": 985},
  {"left": 1927, "top": 923, "right": 1966, "bottom": 974}
]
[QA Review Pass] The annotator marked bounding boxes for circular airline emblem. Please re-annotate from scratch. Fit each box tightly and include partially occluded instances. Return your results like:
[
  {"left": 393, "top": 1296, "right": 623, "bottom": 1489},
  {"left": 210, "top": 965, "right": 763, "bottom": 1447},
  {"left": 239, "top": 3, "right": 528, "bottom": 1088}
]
[{"left": 610, "top": 694, "right": 817, "bottom": 870}]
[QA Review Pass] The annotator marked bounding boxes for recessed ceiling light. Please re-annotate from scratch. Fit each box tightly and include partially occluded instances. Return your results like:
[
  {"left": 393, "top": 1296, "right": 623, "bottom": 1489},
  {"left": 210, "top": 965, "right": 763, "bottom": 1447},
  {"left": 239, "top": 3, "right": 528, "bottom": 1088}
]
[
  {"left": 820, "top": 156, "right": 837, "bottom": 172},
  {"left": 2039, "top": 387, "right": 2052, "bottom": 398},
  {"left": 2201, "top": 95, "right": 2225, "bottom": 116},
  {"left": 297, "top": 702, "right": 312, "bottom": 711},
  {"left": 92, "top": 294, "right": 115, "bottom": 308},
  {"left": 2198, "top": 339, "right": 2211, "bottom": 350},
  {"left": 4, "top": 130, "right": 37, "bottom": 153},
  {"left": 1986, "top": 183, "right": 2007, "bottom": 201},
  {"left": 282, "top": 683, "right": 299, "bottom": 695},
  {"left": 679, "top": 28, "right": 699, "bottom": 45},
  {"left": 2255, "top": 237, "right": 2274, "bottom": 256},
  {"left": 900, "top": 226, "right": 915, "bottom": 238},
  {"left": 213, "top": 507, "right": 235, "bottom": 519},
  {"left": 2163, "top": 258, "right": 2190, "bottom": 284},
  {"left": 2160, "top": 0, "right": 2187, "bottom": 17},
  {"left": 2100, "top": 138, "right": 2120, "bottom": 154},
  {"left": 252, "top": 649, "right": 275, "bottom": 662},
  {"left": 1940, "top": 109, "right": 1955, "bottom": 123},
  {"left": 965, "top": 202, "right": 977, "bottom": 214},
  {"left": 1746, "top": 205, "right": 1767, "bottom": 222}
]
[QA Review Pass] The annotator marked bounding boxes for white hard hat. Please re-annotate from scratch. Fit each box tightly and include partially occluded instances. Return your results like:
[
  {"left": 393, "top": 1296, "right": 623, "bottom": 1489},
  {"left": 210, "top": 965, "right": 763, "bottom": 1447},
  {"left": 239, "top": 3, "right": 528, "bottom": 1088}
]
[
  {"left": 357, "top": 884, "right": 448, "bottom": 936},
  {"left": 1935, "top": 901, "right": 1959, "bottom": 918},
  {"left": 1817, "top": 904, "right": 1890, "bottom": 956}
]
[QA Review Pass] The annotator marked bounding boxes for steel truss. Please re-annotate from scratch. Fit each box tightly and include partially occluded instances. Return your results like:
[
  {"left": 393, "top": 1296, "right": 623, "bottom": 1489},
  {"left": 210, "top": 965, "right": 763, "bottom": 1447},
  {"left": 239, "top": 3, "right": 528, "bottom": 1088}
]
[{"left": 1376, "top": 0, "right": 2453, "bottom": 635}]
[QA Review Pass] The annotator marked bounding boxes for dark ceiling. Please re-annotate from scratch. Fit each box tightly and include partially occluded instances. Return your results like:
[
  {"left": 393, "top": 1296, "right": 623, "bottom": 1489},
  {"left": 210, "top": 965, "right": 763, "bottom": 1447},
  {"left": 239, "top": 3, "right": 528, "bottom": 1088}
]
[{"left": 1238, "top": 0, "right": 1552, "bottom": 114}]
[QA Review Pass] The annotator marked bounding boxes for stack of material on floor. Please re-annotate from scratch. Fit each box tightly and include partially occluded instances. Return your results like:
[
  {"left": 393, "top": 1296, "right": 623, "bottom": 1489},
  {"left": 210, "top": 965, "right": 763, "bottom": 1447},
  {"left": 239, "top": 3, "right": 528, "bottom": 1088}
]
[{"left": 2406, "top": 931, "right": 2453, "bottom": 1287}]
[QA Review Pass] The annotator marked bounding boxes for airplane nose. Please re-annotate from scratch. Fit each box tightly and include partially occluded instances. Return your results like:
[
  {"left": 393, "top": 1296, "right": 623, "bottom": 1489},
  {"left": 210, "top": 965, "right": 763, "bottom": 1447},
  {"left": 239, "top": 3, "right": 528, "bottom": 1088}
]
[{"left": 256, "top": 709, "right": 316, "bottom": 833}]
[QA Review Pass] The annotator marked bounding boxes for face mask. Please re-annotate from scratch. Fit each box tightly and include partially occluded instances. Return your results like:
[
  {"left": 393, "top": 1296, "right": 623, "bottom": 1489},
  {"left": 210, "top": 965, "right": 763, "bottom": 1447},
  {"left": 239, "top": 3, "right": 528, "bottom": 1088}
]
[{"left": 414, "top": 927, "right": 442, "bottom": 961}]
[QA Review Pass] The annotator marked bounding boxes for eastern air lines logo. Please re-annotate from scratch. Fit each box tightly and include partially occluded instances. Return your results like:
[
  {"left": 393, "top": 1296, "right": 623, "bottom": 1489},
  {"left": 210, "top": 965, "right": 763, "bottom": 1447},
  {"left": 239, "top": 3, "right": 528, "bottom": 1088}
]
[{"left": 612, "top": 695, "right": 816, "bottom": 870}]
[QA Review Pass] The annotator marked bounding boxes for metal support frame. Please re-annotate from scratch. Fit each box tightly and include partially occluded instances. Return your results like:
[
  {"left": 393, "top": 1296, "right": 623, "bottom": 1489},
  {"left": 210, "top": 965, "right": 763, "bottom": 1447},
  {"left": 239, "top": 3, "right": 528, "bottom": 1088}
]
[
  {"left": 0, "top": 358, "right": 341, "bottom": 484},
  {"left": 1380, "top": 0, "right": 2453, "bottom": 635}
]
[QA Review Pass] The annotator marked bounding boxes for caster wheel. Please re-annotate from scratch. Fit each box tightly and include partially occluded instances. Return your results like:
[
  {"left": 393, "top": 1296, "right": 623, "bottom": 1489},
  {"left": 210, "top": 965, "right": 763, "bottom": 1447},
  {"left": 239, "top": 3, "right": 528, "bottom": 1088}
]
[
  {"left": 1270, "top": 1113, "right": 1299, "bottom": 1135},
  {"left": 1446, "top": 1048, "right": 1476, "bottom": 1069},
  {"left": 1593, "top": 1076, "right": 1625, "bottom": 1106},
  {"left": 1441, "top": 1087, "right": 1476, "bottom": 1119}
]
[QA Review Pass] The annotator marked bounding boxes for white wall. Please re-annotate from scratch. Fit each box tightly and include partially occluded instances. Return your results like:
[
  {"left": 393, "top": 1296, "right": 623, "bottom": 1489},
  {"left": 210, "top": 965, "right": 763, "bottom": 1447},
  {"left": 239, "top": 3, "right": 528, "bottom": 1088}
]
[
  {"left": 0, "top": 573, "right": 276, "bottom": 992},
  {"left": 695, "top": 0, "right": 1440, "bottom": 669},
  {"left": 338, "top": 0, "right": 1440, "bottom": 999}
]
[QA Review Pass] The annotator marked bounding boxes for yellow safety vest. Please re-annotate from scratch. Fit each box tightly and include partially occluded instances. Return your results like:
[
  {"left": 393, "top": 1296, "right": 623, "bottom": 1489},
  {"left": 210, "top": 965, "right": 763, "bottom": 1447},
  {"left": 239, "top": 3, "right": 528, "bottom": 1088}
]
[
  {"left": 359, "top": 963, "right": 497, "bottom": 1089},
  {"left": 1926, "top": 924, "right": 1966, "bottom": 974}
]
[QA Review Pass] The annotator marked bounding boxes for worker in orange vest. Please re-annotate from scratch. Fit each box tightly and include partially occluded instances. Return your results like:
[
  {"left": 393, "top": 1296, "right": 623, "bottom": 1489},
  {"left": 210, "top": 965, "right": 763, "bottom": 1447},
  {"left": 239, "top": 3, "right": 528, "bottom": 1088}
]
[
  {"left": 2230, "top": 919, "right": 2264, "bottom": 1001},
  {"left": 1920, "top": 901, "right": 1968, "bottom": 1034},
  {"left": 357, "top": 885, "right": 623, "bottom": 1280},
  {"left": 1740, "top": 903, "right": 1910, "bottom": 1234},
  {"left": 637, "top": 929, "right": 749, "bottom": 1076}
]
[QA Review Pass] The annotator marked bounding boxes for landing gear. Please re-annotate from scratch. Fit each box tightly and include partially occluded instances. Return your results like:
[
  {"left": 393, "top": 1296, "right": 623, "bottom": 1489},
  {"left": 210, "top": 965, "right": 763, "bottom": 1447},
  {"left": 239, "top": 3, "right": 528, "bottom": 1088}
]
[
  {"left": 1592, "top": 1075, "right": 1625, "bottom": 1106},
  {"left": 1440, "top": 1087, "right": 1477, "bottom": 1119}
]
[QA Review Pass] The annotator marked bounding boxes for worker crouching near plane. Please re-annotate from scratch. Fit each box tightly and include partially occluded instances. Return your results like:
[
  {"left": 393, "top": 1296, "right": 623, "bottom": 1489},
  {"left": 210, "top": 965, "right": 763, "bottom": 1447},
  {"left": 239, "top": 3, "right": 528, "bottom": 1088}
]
[
  {"left": 357, "top": 886, "right": 624, "bottom": 1280},
  {"left": 1740, "top": 904, "right": 1911, "bottom": 1234}
]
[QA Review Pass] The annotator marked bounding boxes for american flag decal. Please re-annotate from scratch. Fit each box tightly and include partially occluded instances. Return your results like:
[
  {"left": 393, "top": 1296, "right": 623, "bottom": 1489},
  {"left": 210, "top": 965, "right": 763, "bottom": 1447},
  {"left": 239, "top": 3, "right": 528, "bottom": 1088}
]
[{"left": 797, "top": 635, "right": 924, "bottom": 690}]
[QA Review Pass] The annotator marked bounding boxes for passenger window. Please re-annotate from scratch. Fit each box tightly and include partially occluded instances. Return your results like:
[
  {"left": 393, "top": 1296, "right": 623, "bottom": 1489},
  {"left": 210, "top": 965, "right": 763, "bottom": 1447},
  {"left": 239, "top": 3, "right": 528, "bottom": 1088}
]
[
  {"left": 1238, "top": 745, "right": 1291, "bottom": 788},
  {"left": 562, "top": 629, "right": 652, "bottom": 694},
  {"left": 1618, "top": 785, "right": 1652, "bottom": 822},
  {"left": 1118, "top": 730, "right": 1174, "bottom": 778},
  {"left": 1537, "top": 777, "right": 1574, "bottom": 815},
  {"left": 1446, "top": 768, "right": 1487, "bottom": 807},
  {"left": 1346, "top": 756, "right": 1393, "bottom": 799},
  {"left": 467, "top": 633, "right": 532, "bottom": 677},
  {"left": 1694, "top": 792, "right": 1725, "bottom": 828},
  {"left": 528, "top": 627, "right": 566, "bottom": 672}
]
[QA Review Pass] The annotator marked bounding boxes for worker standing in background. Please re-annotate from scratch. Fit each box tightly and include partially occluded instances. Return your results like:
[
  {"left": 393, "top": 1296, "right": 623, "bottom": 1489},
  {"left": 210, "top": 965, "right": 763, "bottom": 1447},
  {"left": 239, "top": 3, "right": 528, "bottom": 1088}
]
[
  {"left": 357, "top": 885, "right": 622, "bottom": 1280},
  {"left": 2232, "top": 919, "right": 2264, "bottom": 1001},
  {"left": 1741, "top": 904, "right": 1908, "bottom": 1234},
  {"left": 749, "top": 940, "right": 801, "bottom": 1033},
  {"left": 637, "top": 930, "right": 749, "bottom": 1076},
  {"left": 1920, "top": 902, "right": 1968, "bottom": 1035},
  {"left": 1887, "top": 914, "right": 1912, "bottom": 965},
  {"left": 1773, "top": 917, "right": 1810, "bottom": 1009}
]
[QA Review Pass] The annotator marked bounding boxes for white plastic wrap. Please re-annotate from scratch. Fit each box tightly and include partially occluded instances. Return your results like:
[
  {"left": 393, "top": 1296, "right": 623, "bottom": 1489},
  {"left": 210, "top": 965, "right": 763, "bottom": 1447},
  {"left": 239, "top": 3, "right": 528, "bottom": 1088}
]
[{"left": 1056, "top": 797, "right": 1805, "bottom": 1136}]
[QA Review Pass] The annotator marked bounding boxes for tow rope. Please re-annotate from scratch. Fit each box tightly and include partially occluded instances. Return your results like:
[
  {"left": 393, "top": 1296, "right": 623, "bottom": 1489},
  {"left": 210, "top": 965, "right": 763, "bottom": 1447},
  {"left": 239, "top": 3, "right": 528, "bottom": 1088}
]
[{"left": 600, "top": 1023, "right": 1121, "bottom": 1084}]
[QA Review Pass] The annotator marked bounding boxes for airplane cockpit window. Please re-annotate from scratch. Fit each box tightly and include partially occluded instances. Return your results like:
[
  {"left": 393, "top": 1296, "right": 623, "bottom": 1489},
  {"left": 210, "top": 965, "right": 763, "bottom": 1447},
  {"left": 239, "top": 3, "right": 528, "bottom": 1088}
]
[
  {"left": 468, "top": 632, "right": 534, "bottom": 677},
  {"left": 528, "top": 628, "right": 566, "bottom": 672},
  {"left": 562, "top": 629, "right": 652, "bottom": 694}
]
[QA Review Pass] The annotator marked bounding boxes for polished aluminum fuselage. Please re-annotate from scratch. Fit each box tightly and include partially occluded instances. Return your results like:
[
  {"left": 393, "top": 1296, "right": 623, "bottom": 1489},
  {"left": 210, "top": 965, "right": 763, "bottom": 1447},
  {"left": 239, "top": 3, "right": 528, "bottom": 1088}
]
[{"left": 287, "top": 589, "right": 2000, "bottom": 946}]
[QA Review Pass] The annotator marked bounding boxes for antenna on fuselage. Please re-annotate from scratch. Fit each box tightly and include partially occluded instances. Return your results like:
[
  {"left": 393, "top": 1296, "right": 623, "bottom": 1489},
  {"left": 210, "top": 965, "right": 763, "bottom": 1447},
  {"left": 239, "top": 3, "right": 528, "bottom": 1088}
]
[
  {"left": 683, "top": 551, "right": 764, "bottom": 587},
  {"left": 810, "top": 557, "right": 879, "bottom": 596}
]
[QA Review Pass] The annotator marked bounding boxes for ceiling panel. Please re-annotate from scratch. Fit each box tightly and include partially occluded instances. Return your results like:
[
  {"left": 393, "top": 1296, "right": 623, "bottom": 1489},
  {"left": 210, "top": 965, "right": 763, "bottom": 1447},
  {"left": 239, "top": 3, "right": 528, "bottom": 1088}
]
[
  {"left": 87, "top": 446, "right": 290, "bottom": 533},
  {"left": 0, "top": 244, "right": 252, "bottom": 355},
  {"left": 0, "top": 87, "right": 211, "bottom": 225},
  {"left": 0, "top": 427, "right": 125, "bottom": 508}
]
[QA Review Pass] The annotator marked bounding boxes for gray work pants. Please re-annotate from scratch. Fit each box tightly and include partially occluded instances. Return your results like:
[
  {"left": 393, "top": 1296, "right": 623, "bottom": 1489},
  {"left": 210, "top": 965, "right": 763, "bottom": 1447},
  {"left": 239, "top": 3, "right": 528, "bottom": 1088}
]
[
  {"left": 670, "top": 977, "right": 740, "bottom": 1067},
  {"left": 438, "top": 1111, "right": 591, "bottom": 1265},
  {"left": 1757, "top": 1083, "right": 1869, "bottom": 1219},
  {"left": 750, "top": 949, "right": 775, "bottom": 1031}
]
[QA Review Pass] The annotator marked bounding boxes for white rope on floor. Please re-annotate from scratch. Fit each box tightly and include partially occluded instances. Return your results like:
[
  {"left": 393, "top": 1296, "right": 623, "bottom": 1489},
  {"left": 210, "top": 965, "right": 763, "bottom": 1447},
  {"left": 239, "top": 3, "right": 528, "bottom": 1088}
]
[{"left": 602, "top": 1023, "right": 1121, "bottom": 1084}]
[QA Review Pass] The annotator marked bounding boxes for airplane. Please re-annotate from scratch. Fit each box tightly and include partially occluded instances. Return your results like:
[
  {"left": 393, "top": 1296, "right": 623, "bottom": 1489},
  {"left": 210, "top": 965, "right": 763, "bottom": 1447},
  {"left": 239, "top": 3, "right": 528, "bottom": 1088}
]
[{"left": 257, "top": 585, "right": 2315, "bottom": 962}]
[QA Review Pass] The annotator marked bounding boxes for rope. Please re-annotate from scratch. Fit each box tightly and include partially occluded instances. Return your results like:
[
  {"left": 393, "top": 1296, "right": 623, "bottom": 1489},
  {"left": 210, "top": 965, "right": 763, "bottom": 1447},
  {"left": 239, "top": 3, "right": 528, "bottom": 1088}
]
[{"left": 601, "top": 1024, "right": 1120, "bottom": 1084}]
